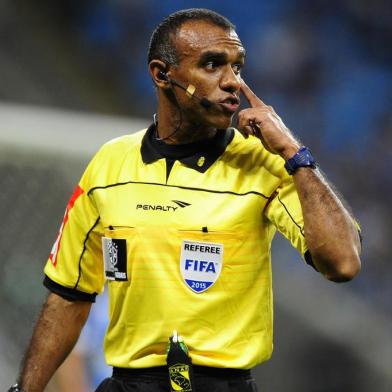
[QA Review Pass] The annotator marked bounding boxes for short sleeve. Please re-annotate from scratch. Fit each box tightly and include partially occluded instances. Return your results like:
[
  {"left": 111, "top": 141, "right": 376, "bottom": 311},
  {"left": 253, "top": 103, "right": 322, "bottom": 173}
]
[
  {"left": 44, "top": 155, "right": 105, "bottom": 301},
  {"left": 264, "top": 177, "right": 308, "bottom": 258}
]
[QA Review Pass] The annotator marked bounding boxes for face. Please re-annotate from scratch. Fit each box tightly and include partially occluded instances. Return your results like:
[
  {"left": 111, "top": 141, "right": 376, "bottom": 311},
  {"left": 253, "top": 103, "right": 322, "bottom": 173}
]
[{"left": 169, "top": 20, "right": 245, "bottom": 129}]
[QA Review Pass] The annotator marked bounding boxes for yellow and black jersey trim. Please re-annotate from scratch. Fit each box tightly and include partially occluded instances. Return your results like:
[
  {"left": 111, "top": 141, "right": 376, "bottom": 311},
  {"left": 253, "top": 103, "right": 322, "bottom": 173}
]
[{"left": 43, "top": 276, "right": 97, "bottom": 302}]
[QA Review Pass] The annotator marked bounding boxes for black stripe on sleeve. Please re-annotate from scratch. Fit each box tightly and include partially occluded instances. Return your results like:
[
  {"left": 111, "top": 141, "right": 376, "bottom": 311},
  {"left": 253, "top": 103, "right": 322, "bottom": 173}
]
[
  {"left": 43, "top": 275, "right": 97, "bottom": 302},
  {"left": 277, "top": 194, "right": 305, "bottom": 236},
  {"left": 73, "top": 216, "right": 101, "bottom": 291},
  {"left": 275, "top": 193, "right": 319, "bottom": 271}
]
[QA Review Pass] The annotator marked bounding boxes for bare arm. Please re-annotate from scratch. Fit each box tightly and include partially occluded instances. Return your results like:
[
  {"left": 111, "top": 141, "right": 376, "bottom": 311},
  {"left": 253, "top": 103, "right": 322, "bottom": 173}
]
[
  {"left": 238, "top": 79, "right": 361, "bottom": 282},
  {"left": 291, "top": 167, "right": 361, "bottom": 281},
  {"left": 17, "top": 292, "right": 91, "bottom": 392}
]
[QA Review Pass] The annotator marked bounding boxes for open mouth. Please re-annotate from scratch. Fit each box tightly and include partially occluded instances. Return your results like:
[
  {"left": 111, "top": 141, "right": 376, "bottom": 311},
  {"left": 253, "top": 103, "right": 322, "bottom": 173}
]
[{"left": 218, "top": 96, "right": 240, "bottom": 113}]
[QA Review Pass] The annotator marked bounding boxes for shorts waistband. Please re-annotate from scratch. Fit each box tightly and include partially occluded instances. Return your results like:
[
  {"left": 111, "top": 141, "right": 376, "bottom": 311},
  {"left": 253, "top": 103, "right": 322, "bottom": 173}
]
[{"left": 113, "top": 366, "right": 252, "bottom": 380}]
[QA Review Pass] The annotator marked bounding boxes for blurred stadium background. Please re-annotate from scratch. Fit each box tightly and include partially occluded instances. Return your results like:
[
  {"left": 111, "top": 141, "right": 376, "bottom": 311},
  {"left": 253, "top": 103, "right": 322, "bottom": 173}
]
[{"left": 0, "top": 0, "right": 391, "bottom": 391}]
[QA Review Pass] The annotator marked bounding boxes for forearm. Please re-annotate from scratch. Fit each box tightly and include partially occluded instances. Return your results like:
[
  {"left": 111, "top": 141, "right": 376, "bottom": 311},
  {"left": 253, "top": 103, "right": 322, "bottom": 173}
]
[
  {"left": 237, "top": 80, "right": 361, "bottom": 281},
  {"left": 293, "top": 167, "right": 361, "bottom": 281},
  {"left": 18, "top": 292, "right": 91, "bottom": 392}
]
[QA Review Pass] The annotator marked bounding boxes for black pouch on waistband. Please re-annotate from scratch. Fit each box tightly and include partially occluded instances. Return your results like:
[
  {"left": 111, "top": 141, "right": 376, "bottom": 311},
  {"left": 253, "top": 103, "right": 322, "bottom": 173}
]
[{"left": 166, "top": 331, "right": 195, "bottom": 392}]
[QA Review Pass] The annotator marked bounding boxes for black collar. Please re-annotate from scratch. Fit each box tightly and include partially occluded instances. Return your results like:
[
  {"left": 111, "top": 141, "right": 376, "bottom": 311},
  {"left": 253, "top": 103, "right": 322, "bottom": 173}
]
[{"left": 140, "top": 123, "right": 234, "bottom": 173}]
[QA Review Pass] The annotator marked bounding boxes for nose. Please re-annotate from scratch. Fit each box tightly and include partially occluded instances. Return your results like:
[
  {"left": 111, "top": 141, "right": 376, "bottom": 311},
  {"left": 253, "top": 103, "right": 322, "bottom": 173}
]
[{"left": 220, "top": 65, "right": 241, "bottom": 93}]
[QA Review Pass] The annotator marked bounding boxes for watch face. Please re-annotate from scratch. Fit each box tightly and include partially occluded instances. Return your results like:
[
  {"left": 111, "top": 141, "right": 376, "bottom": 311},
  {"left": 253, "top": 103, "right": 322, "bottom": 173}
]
[{"left": 296, "top": 150, "right": 314, "bottom": 165}]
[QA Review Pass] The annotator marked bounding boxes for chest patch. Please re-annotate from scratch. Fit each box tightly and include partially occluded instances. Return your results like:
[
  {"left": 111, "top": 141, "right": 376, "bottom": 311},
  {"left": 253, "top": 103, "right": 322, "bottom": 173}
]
[
  {"left": 180, "top": 240, "right": 223, "bottom": 293},
  {"left": 102, "top": 237, "right": 127, "bottom": 281}
]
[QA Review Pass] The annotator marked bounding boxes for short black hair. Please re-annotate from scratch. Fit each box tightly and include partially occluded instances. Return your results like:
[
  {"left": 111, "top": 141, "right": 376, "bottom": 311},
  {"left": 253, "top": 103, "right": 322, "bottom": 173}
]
[{"left": 147, "top": 8, "right": 235, "bottom": 66}]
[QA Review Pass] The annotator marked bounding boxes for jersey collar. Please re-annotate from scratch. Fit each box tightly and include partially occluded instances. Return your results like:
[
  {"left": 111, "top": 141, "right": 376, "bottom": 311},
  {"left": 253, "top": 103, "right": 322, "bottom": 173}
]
[{"left": 141, "top": 123, "right": 234, "bottom": 173}]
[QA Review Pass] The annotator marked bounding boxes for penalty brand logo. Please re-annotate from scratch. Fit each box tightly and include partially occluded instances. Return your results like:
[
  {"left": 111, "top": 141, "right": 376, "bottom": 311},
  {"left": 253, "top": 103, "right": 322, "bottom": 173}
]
[
  {"left": 136, "top": 200, "right": 191, "bottom": 212},
  {"left": 180, "top": 240, "right": 223, "bottom": 293},
  {"left": 172, "top": 200, "right": 191, "bottom": 208}
]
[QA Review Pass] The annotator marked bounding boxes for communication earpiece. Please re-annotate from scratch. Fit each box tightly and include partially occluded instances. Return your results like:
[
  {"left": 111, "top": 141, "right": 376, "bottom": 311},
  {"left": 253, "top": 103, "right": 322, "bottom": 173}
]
[
  {"left": 158, "top": 70, "right": 169, "bottom": 82},
  {"left": 156, "top": 70, "right": 212, "bottom": 109}
]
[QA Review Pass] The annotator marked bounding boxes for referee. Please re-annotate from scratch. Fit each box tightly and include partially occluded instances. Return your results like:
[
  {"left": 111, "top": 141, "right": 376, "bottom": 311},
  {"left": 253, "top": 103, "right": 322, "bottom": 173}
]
[{"left": 9, "top": 8, "right": 361, "bottom": 392}]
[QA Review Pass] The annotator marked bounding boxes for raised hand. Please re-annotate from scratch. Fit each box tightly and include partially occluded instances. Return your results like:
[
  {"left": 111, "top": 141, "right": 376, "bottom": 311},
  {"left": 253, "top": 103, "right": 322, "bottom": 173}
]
[{"left": 237, "top": 78, "right": 300, "bottom": 160}]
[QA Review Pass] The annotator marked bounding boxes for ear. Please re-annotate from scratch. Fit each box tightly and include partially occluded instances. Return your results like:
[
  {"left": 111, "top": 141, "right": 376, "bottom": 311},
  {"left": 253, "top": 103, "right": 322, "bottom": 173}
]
[{"left": 149, "top": 60, "right": 171, "bottom": 89}]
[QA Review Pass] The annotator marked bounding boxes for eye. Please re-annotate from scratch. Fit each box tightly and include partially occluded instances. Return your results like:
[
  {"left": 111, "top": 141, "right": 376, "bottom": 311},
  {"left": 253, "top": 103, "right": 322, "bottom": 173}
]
[
  {"left": 205, "top": 61, "right": 217, "bottom": 70},
  {"left": 232, "top": 63, "right": 243, "bottom": 74}
]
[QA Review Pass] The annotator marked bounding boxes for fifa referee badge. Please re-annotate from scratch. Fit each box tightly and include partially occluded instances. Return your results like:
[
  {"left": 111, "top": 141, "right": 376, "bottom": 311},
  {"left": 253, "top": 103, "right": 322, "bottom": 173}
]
[{"left": 166, "top": 330, "right": 195, "bottom": 392}]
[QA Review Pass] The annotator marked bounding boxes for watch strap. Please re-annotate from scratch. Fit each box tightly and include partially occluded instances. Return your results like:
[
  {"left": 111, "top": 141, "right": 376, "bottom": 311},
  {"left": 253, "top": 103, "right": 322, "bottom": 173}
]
[{"left": 284, "top": 146, "right": 316, "bottom": 175}]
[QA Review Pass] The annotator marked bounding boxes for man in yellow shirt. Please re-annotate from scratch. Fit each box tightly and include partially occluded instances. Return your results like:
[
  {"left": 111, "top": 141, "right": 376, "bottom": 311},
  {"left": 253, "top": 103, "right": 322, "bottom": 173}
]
[{"left": 10, "top": 8, "right": 361, "bottom": 392}]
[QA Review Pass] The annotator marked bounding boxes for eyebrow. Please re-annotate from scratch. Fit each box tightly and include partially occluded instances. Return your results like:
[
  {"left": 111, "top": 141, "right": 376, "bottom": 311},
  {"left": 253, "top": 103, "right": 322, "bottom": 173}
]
[{"left": 198, "top": 48, "right": 246, "bottom": 65}]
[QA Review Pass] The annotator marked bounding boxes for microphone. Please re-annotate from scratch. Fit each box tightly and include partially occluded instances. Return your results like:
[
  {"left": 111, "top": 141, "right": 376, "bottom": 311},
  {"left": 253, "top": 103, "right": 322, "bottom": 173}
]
[{"left": 158, "top": 71, "right": 212, "bottom": 109}]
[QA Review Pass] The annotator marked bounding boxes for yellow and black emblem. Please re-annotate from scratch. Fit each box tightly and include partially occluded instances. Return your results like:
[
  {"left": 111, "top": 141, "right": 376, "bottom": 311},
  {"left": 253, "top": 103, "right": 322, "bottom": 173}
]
[{"left": 169, "top": 363, "right": 192, "bottom": 392}]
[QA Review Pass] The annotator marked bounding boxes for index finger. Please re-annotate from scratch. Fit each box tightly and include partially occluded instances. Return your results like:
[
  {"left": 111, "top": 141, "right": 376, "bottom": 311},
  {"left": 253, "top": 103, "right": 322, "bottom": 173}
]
[{"left": 240, "top": 78, "right": 266, "bottom": 108}]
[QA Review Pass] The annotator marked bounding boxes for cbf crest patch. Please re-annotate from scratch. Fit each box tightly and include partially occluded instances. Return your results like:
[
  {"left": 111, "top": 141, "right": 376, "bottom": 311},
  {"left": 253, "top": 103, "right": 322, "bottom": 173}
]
[
  {"left": 102, "top": 237, "right": 127, "bottom": 281},
  {"left": 180, "top": 240, "right": 223, "bottom": 293},
  {"left": 169, "top": 364, "right": 192, "bottom": 392}
]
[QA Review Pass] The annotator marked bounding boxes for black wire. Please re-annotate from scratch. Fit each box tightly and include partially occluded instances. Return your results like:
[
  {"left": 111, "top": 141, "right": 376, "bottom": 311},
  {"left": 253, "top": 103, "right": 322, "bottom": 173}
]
[{"left": 155, "top": 82, "right": 183, "bottom": 142}]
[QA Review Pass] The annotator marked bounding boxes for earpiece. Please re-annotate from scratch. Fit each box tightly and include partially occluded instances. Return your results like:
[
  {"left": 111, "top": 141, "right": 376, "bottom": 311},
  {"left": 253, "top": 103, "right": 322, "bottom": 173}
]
[
  {"left": 156, "top": 69, "right": 212, "bottom": 109},
  {"left": 158, "top": 70, "right": 169, "bottom": 82}
]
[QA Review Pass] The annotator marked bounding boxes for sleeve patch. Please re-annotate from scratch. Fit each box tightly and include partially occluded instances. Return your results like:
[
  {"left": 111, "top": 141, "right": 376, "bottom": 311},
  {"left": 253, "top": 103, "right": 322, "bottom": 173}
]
[{"left": 49, "top": 185, "right": 84, "bottom": 266}]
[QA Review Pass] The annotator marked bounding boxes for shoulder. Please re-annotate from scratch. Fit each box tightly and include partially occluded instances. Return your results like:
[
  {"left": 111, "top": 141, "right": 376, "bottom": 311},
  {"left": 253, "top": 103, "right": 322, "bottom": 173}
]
[
  {"left": 91, "top": 128, "right": 146, "bottom": 165},
  {"left": 80, "top": 129, "right": 147, "bottom": 191},
  {"left": 98, "top": 129, "right": 146, "bottom": 157},
  {"left": 227, "top": 129, "right": 288, "bottom": 179}
]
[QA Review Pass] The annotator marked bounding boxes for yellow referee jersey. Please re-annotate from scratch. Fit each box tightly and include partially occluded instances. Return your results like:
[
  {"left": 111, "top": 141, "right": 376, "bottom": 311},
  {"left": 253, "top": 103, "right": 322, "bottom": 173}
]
[{"left": 44, "top": 126, "right": 309, "bottom": 369}]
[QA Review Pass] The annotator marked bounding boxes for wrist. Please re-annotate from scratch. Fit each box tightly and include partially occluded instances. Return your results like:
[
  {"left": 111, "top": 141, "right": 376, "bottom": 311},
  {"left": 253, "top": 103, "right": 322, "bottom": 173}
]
[{"left": 280, "top": 143, "right": 301, "bottom": 161}]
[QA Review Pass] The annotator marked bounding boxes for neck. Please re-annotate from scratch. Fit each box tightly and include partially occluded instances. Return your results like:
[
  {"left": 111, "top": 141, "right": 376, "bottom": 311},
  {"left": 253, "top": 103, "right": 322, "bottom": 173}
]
[{"left": 156, "top": 106, "right": 217, "bottom": 145}]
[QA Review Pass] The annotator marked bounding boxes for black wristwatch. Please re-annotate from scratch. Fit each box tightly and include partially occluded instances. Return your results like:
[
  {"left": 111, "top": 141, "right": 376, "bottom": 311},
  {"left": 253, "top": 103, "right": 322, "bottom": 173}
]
[
  {"left": 284, "top": 146, "right": 316, "bottom": 175},
  {"left": 7, "top": 383, "right": 25, "bottom": 392}
]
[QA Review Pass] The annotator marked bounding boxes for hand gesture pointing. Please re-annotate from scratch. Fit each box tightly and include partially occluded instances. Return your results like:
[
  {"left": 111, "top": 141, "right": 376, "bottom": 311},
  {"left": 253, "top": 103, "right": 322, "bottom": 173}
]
[{"left": 238, "top": 79, "right": 300, "bottom": 160}]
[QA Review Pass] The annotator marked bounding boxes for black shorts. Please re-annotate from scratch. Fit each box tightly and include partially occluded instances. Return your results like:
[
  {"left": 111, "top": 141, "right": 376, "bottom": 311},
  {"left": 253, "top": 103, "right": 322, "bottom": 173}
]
[{"left": 95, "top": 366, "right": 259, "bottom": 392}]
